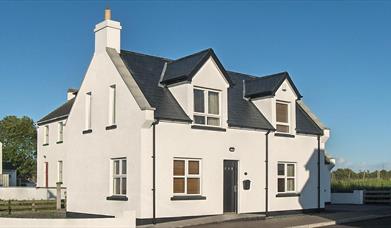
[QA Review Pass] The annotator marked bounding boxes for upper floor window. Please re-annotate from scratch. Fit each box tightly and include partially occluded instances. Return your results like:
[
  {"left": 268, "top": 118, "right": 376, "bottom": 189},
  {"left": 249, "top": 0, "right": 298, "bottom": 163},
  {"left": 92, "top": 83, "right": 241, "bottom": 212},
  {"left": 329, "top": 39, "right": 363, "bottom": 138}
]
[
  {"left": 108, "top": 85, "right": 116, "bottom": 126},
  {"left": 276, "top": 101, "right": 290, "bottom": 133},
  {"left": 277, "top": 162, "right": 296, "bottom": 193},
  {"left": 43, "top": 125, "right": 49, "bottom": 145},
  {"left": 57, "top": 122, "right": 64, "bottom": 143},
  {"left": 85, "top": 92, "right": 92, "bottom": 130},
  {"left": 193, "top": 88, "right": 220, "bottom": 126}
]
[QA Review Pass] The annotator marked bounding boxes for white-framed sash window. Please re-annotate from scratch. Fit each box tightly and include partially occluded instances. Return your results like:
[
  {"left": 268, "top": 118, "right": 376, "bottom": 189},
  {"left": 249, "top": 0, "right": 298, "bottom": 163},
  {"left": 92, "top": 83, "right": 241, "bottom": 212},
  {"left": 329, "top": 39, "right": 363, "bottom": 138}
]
[
  {"left": 85, "top": 92, "right": 92, "bottom": 130},
  {"left": 112, "top": 158, "right": 127, "bottom": 196},
  {"left": 173, "top": 158, "right": 201, "bottom": 195},
  {"left": 193, "top": 87, "right": 221, "bottom": 126},
  {"left": 108, "top": 85, "right": 116, "bottom": 126},
  {"left": 43, "top": 125, "right": 49, "bottom": 145},
  {"left": 276, "top": 101, "right": 290, "bottom": 133},
  {"left": 57, "top": 122, "right": 64, "bottom": 142},
  {"left": 57, "top": 160, "right": 63, "bottom": 183},
  {"left": 277, "top": 162, "right": 296, "bottom": 193}
]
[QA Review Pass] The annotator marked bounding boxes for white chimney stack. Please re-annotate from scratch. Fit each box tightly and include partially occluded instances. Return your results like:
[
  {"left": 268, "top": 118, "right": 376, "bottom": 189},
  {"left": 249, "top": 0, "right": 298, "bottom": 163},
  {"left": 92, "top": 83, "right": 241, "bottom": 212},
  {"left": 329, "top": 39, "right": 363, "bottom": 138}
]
[{"left": 94, "top": 8, "right": 122, "bottom": 54}]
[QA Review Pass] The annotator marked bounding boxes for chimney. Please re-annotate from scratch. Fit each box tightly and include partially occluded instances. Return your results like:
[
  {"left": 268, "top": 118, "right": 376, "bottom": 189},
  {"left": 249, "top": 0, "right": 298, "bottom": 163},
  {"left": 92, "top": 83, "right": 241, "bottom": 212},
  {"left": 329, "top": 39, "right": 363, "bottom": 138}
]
[
  {"left": 67, "top": 88, "right": 78, "bottom": 101},
  {"left": 94, "top": 7, "right": 122, "bottom": 54}
]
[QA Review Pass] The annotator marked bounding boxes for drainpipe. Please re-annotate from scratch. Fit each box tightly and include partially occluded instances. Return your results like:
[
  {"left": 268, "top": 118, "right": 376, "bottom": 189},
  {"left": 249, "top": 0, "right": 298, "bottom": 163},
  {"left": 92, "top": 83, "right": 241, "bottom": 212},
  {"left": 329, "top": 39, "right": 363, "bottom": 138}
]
[
  {"left": 152, "top": 120, "right": 159, "bottom": 224},
  {"left": 265, "top": 130, "right": 271, "bottom": 217},
  {"left": 317, "top": 135, "right": 321, "bottom": 212}
]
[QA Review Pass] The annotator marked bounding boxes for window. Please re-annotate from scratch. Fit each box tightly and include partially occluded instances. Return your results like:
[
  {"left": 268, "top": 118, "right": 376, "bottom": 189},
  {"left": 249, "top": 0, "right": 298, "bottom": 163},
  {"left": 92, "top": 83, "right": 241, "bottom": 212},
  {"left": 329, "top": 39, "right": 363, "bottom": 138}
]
[
  {"left": 112, "top": 158, "right": 127, "bottom": 195},
  {"left": 57, "top": 161, "right": 63, "bottom": 183},
  {"left": 108, "top": 85, "right": 116, "bottom": 126},
  {"left": 173, "top": 159, "right": 201, "bottom": 195},
  {"left": 193, "top": 88, "right": 220, "bottom": 126},
  {"left": 57, "top": 122, "right": 64, "bottom": 142},
  {"left": 85, "top": 92, "right": 92, "bottom": 130},
  {"left": 277, "top": 162, "right": 296, "bottom": 193},
  {"left": 276, "top": 101, "right": 290, "bottom": 133},
  {"left": 43, "top": 125, "right": 49, "bottom": 145}
]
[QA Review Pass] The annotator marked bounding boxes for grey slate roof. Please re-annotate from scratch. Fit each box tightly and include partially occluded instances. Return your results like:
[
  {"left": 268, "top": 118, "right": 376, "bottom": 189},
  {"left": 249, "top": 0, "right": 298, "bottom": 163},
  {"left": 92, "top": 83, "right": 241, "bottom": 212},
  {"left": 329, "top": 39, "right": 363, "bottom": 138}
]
[
  {"left": 38, "top": 48, "right": 324, "bottom": 135},
  {"left": 227, "top": 71, "right": 275, "bottom": 130},
  {"left": 37, "top": 98, "right": 75, "bottom": 125},
  {"left": 244, "top": 72, "right": 302, "bottom": 99},
  {"left": 296, "top": 103, "right": 323, "bottom": 135}
]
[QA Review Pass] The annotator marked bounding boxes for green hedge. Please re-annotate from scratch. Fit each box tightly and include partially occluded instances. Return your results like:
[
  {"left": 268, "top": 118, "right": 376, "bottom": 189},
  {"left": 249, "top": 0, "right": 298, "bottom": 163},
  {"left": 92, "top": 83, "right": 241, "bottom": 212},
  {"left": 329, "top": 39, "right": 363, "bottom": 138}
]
[{"left": 332, "top": 179, "right": 391, "bottom": 192}]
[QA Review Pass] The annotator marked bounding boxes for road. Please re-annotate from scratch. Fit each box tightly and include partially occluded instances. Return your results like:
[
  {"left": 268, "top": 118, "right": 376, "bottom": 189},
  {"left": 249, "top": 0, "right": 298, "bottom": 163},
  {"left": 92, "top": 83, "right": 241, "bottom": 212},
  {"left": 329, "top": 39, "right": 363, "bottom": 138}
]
[{"left": 326, "top": 216, "right": 391, "bottom": 228}]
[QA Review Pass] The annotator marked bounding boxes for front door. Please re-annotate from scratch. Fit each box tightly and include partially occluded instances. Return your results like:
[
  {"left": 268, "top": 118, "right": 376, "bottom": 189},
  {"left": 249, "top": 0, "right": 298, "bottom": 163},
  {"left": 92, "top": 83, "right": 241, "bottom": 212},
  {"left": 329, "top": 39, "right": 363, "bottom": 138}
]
[{"left": 224, "top": 160, "right": 238, "bottom": 213}]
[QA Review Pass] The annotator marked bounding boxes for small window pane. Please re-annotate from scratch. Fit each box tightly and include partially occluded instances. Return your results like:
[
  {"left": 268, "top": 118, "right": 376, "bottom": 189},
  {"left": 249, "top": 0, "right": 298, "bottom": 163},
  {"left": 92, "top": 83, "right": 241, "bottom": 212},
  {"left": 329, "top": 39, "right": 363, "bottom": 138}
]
[
  {"left": 278, "top": 164, "right": 285, "bottom": 176},
  {"left": 174, "top": 178, "right": 185, "bottom": 193},
  {"left": 194, "top": 89, "right": 205, "bottom": 113},
  {"left": 188, "top": 161, "right": 199, "bottom": 175},
  {"left": 194, "top": 115, "right": 206, "bottom": 125},
  {"left": 208, "top": 91, "right": 219, "bottom": 115},
  {"left": 276, "top": 124, "right": 289, "bottom": 133},
  {"left": 174, "top": 160, "right": 185, "bottom": 176},
  {"left": 276, "top": 103, "right": 288, "bottom": 123},
  {"left": 122, "top": 160, "right": 127, "bottom": 174},
  {"left": 114, "top": 178, "right": 121, "bottom": 195},
  {"left": 114, "top": 161, "right": 120, "bottom": 175},
  {"left": 278, "top": 178, "right": 285, "bottom": 192},
  {"left": 207, "top": 117, "right": 220, "bottom": 126},
  {"left": 287, "top": 178, "right": 295, "bottom": 191},
  {"left": 187, "top": 178, "right": 200, "bottom": 194},
  {"left": 122, "top": 178, "right": 127, "bottom": 195},
  {"left": 287, "top": 164, "right": 295, "bottom": 177}
]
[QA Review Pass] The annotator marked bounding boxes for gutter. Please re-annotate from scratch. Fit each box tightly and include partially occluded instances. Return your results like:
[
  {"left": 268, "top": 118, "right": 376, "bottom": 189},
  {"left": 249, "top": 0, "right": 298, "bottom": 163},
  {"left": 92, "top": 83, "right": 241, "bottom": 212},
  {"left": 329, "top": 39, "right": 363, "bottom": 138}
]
[
  {"left": 152, "top": 120, "right": 159, "bottom": 224},
  {"left": 265, "top": 130, "right": 271, "bottom": 217},
  {"left": 317, "top": 135, "right": 321, "bottom": 212}
]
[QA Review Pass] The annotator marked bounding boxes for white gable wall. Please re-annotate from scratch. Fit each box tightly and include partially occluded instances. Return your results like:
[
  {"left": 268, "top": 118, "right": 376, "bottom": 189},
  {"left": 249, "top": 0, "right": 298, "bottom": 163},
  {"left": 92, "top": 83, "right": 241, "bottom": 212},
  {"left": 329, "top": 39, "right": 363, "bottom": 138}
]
[{"left": 65, "top": 51, "right": 151, "bottom": 217}]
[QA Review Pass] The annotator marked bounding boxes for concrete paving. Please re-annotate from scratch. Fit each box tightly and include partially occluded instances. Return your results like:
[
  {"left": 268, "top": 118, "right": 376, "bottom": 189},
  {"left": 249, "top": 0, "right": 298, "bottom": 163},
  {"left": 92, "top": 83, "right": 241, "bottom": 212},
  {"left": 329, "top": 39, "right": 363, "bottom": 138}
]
[{"left": 138, "top": 204, "right": 391, "bottom": 228}]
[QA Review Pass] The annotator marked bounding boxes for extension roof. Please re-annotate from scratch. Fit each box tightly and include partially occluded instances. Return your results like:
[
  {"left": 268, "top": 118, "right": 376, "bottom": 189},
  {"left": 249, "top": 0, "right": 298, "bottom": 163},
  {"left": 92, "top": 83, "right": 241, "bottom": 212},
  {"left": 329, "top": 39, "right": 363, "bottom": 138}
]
[
  {"left": 37, "top": 48, "right": 324, "bottom": 134},
  {"left": 37, "top": 98, "right": 75, "bottom": 125}
]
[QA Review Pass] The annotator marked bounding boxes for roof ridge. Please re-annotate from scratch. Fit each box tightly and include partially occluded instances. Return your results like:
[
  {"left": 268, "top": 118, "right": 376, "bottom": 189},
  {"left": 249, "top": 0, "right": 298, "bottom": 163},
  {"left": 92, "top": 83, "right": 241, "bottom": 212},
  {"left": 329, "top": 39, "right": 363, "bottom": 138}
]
[
  {"left": 170, "top": 48, "right": 212, "bottom": 63},
  {"left": 227, "top": 70, "right": 258, "bottom": 79},
  {"left": 121, "top": 49, "right": 173, "bottom": 62},
  {"left": 253, "top": 71, "right": 288, "bottom": 81}
]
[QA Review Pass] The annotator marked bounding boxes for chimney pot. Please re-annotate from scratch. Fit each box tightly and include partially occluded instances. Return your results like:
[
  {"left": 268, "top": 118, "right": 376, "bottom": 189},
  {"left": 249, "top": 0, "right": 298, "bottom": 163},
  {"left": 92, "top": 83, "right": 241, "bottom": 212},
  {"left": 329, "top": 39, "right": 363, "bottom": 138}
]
[{"left": 104, "top": 7, "right": 111, "bottom": 20}]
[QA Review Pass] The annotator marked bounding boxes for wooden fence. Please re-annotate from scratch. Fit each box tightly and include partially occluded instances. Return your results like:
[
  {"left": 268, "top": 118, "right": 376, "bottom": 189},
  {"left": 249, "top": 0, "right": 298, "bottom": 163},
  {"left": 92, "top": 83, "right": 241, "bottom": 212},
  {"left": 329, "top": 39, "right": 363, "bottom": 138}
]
[
  {"left": 0, "top": 200, "right": 65, "bottom": 214},
  {"left": 364, "top": 190, "right": 391, "bottom": 204}
]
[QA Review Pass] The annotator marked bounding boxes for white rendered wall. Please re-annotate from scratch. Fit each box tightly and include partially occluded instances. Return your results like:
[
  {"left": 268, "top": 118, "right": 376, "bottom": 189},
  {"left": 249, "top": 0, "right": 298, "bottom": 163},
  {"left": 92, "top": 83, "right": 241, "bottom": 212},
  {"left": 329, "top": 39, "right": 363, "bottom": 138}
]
[
  {"left": 331, "top": 190, "right": 364, "bottom": 205},
  {"left": 0, "top": 187, "right": 66, "bottom": 200},
  {"left": 65, "top": 51, "right": 149, "bottom": 217},
  {"left": 37, "top": 120, "right": 67, "bottom": 188}
]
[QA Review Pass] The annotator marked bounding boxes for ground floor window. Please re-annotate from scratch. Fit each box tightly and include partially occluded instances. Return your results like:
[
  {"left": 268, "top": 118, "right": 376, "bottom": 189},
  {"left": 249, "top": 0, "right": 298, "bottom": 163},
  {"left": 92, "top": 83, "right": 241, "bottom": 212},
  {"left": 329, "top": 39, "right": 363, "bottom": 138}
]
[
  {"left": 112, "top": 158, "right": 127, "bottom": 195},
  {"left": 173, "top": 158, "right": 201, "bottom": 195},
  {"left": 277, "top": 162, "right": 296, "bottom": 193}
]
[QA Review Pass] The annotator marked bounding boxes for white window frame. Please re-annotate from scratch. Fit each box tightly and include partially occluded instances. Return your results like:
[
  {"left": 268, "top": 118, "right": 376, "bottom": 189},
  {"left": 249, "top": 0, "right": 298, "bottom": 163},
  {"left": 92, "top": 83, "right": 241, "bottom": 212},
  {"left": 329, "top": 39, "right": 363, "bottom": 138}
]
[
  {"left": 193, "top": 87, "right": 221, "bottom": 127},
  {"left": 277, "top": 162, "right": 297, "bottom": 193},
  {"left": 111, "top": 158, "right": 127, "bottom": 196},
  {"left": 173, "top": 158, "right": 202, "bottom": 196},
  {"left": 43, "top": 125, "right": 49, "bottom": 145},
  {"left": 57, "top": 160, "right": 63, "bottom": 183},
  {"left": 85, "top": 92, "right": 92, "bottom": 130},
  {"left": 108, "top": 85, "right": 116, "bottom": 126},
  {"left": 276, "top": 101, "right": 291, "bottom": 133},
  {"left": 57, "top": 122, "right": 64, "bottom": 143}
]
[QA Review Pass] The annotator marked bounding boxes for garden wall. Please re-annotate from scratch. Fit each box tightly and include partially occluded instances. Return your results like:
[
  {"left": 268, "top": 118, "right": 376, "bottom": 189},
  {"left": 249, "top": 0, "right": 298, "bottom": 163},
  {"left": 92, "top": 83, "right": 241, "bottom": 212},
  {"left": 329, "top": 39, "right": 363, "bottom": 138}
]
[
  {"left": 0, "top": 187, "right": 66, "bottom": 200},
  {"left": 331, "top": 190, "right": 364, "bottom": 204}
]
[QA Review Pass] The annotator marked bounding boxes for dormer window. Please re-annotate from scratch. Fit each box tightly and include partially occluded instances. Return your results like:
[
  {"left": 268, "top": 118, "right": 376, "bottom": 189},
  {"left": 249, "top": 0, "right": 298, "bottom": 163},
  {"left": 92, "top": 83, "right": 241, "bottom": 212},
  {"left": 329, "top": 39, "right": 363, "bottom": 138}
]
[
  {"left": 276, "top": 101, "right": 290, "bottom": 133},
  {"left": 193, "top": 88, "right": 220, "bottom": 126}
]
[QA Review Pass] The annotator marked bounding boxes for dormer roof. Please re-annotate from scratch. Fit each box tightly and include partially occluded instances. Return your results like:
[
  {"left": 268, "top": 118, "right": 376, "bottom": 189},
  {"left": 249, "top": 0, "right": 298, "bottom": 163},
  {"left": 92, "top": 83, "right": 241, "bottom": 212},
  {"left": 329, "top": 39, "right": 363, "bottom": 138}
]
[{"left": 244, "top": 72, "right": 302, "bottom": 99}]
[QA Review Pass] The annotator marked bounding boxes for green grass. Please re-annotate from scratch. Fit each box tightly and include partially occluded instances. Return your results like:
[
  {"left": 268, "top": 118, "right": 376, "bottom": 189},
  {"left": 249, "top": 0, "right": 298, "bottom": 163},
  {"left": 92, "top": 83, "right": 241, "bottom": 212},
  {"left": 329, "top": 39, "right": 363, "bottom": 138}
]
[{"left": 332, "top": 178, "right": 391, "bottom": 192}]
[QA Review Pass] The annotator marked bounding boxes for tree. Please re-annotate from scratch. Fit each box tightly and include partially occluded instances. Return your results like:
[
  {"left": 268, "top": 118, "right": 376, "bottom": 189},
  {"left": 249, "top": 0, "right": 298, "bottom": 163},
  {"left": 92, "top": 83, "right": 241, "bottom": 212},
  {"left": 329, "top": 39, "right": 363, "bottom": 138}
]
[{"left": 0, "top": 116, "right": 37, "bottom": 181}]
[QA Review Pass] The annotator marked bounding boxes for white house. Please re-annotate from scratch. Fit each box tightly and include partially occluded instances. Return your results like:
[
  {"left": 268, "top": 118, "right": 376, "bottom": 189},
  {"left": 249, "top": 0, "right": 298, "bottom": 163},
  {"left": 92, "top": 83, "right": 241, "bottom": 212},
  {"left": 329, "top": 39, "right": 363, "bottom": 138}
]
[{"left": 37, "top": 9, "right": 332, "bottom": 225}]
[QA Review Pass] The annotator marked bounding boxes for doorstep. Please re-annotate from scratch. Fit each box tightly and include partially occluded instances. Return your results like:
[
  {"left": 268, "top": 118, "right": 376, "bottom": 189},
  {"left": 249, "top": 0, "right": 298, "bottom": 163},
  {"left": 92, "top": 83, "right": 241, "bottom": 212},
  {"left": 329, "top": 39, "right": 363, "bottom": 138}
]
[{"left": 137, "top": 213, "right": 265, "bottom": 228}]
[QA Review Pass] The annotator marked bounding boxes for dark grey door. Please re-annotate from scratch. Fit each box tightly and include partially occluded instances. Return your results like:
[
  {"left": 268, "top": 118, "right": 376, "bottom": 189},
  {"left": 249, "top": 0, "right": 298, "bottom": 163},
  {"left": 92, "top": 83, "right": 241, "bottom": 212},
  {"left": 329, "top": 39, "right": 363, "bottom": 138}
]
[{"left": 224, "top": 160, "right": 238, "bottom": 213}]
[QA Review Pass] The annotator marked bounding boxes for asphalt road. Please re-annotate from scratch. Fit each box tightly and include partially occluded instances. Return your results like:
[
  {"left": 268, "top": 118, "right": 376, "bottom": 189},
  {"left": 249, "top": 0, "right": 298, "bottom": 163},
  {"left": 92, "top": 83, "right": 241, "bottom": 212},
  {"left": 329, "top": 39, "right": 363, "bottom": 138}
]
[{"left": 326, "top": 216, "right": 391, "bottom": 228}]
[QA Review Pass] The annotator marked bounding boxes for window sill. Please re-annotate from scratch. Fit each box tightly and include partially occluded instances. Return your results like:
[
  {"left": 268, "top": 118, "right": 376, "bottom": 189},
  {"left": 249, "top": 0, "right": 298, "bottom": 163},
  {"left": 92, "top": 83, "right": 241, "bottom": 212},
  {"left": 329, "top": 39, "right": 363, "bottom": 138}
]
[
  {"left": 82, "top": 129, "right": 92, "bottom": 134},
  {"left": 171, "top": 195, "right": 207, "bottom": 201},
  {"left": 275, "top": 133, "right": 295, "bottom": 138},
  {"left": 106, "top": 125, "right": 117, "bottom": 130},
  {"left": 56, "top": 141, "right": 63, "bottom": 144},
  {"left": 106, "top": 195, "right": 128, "bottom": 201},
  {"left": 276, "top": 193, "right": 300, "bottom": 197},
  {"left": 191, "top": 125, "right": 226, "bottom": 132}
]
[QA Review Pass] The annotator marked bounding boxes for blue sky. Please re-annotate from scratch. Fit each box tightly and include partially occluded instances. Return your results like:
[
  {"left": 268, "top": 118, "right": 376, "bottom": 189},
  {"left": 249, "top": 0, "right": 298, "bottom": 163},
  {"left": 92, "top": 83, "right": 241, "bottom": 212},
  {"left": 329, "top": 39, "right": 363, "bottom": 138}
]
[{"left": 0, "top": 1, "right": 390, "bottom": 171}]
